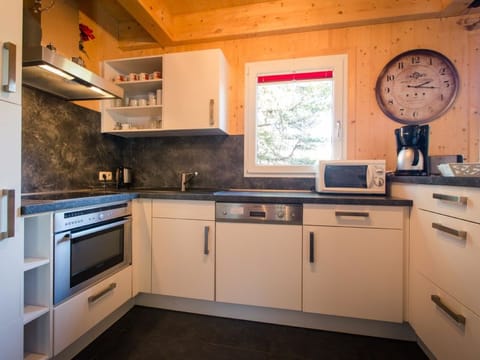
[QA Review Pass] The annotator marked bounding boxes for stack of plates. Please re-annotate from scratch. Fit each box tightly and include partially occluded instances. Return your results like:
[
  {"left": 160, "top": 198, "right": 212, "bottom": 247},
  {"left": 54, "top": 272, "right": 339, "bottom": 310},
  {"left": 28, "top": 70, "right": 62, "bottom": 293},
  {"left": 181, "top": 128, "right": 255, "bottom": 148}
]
[{"left": 437, "top": 163, "right": 480, "bottom": 177}]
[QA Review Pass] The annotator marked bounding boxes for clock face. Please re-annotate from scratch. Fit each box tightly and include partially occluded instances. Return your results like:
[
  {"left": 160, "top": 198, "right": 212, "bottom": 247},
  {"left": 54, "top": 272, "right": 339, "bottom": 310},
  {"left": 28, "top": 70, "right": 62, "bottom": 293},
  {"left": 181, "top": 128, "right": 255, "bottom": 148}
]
[{"left": 375, "top": 49, "right": 459, "bottom": 124}]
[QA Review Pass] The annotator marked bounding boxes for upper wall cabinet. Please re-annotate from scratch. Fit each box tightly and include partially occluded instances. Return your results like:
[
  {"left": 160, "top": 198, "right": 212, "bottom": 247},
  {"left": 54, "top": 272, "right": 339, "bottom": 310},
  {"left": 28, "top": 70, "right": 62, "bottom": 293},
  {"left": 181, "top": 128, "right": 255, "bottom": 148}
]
[{"left": 101, "top": 49, "right": 228, "bottom": 137}]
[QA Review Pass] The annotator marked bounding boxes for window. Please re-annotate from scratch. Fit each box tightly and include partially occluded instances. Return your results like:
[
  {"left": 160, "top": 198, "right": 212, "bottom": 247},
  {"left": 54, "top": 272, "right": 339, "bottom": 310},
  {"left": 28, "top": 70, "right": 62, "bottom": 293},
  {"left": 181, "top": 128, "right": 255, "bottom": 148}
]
[{"left": 244, "top": 54, "right": 347, "bottom": 177}]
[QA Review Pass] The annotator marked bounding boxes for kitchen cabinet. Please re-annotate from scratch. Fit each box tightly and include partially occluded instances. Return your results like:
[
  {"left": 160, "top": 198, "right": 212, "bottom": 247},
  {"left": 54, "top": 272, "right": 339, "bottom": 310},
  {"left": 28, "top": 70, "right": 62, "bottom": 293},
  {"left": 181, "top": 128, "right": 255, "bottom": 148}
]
[
  {"left": 162, "top": 49, "right": 227, "bottom": 134},
  {"left": 23, "top": 214, "right": 53, "bottom": 360},
  {"left": 303, "top": 205, "right": 404, "bottom": 322},
  {"left": 151, "top": 200, "right": 215, "bottom": 301},
  {"left": 0, "top": 2, "right": 23, "bottom": 359},
  {"left": 53, "top": 266, "right": 132, "bottom": 356},
  {"left": 102, "top": 55, "right": 163, "bottom": 136},
  {"left": 216, "top": 222, "right": 302, "bottom": 310},
  {"left": 101, "top": 49, "right": 228, "bottom": 137},
  {"left": 392, "top": 183, "right": 480, "bottom": 359}
]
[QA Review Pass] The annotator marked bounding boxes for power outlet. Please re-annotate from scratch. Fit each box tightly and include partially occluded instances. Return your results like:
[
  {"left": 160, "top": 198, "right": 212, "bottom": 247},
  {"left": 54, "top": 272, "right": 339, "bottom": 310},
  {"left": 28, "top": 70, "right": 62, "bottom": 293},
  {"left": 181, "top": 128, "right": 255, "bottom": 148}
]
[{"left": 98, "top": 171, "right": 113, "bottom": 181}]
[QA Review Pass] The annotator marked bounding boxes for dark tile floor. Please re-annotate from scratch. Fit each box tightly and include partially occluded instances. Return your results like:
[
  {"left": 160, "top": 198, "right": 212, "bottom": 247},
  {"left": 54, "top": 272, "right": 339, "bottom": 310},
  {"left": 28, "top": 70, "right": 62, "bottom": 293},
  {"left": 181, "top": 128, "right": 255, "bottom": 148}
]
[{"left": 74, "top": 306, "right": 428, "bottom": 360}]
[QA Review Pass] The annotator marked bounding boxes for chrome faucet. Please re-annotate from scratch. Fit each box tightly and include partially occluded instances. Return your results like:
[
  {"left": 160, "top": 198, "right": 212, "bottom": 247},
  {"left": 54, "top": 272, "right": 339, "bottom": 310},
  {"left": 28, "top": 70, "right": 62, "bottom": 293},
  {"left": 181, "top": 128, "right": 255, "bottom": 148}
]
[{"left": 180, "top": 171, "right": 198, "bottom": 192}]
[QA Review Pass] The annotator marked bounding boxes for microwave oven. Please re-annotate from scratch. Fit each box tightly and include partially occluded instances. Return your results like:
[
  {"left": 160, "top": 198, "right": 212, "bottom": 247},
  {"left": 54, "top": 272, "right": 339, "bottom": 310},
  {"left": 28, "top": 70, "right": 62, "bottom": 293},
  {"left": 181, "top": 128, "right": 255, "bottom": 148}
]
[{"left": 315, "top": 160, "right": 386, "bottom": 195}]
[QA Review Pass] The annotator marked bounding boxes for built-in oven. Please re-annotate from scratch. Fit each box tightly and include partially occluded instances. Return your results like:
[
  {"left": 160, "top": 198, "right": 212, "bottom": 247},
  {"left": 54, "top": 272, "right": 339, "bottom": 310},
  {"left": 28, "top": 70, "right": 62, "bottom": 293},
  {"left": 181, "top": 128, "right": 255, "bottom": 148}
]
[{"left": 53, "top": 201, "right": 132, "bottom": 305}]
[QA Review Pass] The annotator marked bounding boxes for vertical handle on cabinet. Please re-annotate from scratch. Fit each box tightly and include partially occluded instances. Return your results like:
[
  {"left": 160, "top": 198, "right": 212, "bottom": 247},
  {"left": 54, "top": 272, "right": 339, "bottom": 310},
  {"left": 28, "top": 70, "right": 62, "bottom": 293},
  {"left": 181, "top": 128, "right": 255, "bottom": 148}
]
[
  {"left": 209, "top": 99, "right": 214, "bottom": 125},
  {"left": 204, "top": 226, "right": 210, "bottom": 255},
  {"left": 431, "top": 295, "right": 466, "bottom": 325},
  {"left": 2, "top": 42, "right": 17, "bottom": 93},
  {"left": 0, "top": 189, "right": 15, "bottom": 240},
  {"left": 309, "top": 232, "right": 315, "bottom": 263}
]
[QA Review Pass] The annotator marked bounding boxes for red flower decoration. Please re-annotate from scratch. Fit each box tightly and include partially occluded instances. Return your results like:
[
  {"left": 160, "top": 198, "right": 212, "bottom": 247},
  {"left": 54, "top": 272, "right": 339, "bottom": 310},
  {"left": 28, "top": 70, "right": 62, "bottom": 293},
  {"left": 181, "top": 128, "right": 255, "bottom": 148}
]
[{"left": 79, "top": 24, "right": 95, "bottom": 42}]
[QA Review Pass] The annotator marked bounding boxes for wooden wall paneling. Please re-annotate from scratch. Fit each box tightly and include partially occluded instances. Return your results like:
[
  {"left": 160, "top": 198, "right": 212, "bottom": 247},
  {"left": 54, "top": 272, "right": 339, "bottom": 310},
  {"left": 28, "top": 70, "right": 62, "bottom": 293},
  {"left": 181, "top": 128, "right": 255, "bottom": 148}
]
[
  {"left": 84, "top": 14, "right": 478, "bottom": 167},
  {"left": 468, "top": 29, "right": 480, "bottom": 161}
]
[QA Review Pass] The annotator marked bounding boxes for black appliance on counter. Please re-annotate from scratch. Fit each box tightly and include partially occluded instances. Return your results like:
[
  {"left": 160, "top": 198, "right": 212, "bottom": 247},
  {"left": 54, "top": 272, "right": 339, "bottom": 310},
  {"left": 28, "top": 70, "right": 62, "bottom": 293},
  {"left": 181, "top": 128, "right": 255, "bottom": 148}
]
[
  {"left": 116, "top": 167, "right": 132, "bottom": 188},
  {"left": 394, "top": 124, "right": 429, "bottom": 175}
]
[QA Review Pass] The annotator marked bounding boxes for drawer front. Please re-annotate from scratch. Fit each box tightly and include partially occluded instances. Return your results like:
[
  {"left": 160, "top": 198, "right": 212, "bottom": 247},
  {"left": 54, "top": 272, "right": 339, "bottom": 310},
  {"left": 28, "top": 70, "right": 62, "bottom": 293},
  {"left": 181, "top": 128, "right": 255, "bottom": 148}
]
[
  {"left": 303, "top": 204, "right": 404, "bottom": 229},
  {"left": 412, "top": 185, "right": 480, "bottom": 223},
  {"left": 152, "top": 199, "right": 215, "bottom": 220},
  {"left": 53, "top": 266, "right": 132, "bottom": 355},
  {"left": 413, "top": 210, "right": 480, "bottom": 316},
  {"left": 410, "top": 271, "right": 480, "bottom": 360}
]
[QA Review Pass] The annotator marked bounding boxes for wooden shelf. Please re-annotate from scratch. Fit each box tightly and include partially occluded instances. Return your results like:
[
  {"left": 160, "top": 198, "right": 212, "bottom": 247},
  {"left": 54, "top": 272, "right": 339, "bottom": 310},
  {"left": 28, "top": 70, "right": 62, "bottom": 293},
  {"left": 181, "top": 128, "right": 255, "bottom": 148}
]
[
  {"left": 24, "top": 305, "right": 49, "bottom": 325},
  {"left": 24, "top": 258, "right": 49, "bottom": 272}
]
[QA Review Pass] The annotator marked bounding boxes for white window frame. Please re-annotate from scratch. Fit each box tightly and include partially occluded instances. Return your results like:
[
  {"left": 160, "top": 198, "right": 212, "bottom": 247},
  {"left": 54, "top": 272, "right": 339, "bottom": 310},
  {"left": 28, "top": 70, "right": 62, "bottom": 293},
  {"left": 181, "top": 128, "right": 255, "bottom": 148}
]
[{"left": 244, "top": 54, "right": 348, "bottom": 177}]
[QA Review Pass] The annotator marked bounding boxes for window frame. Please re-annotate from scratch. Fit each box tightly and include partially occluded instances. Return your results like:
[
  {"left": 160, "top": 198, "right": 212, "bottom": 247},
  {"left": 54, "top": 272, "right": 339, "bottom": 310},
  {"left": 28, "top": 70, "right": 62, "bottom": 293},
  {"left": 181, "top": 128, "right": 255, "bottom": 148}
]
[{"left": 244, "top": 54, "right": 348, "bottom": 178}]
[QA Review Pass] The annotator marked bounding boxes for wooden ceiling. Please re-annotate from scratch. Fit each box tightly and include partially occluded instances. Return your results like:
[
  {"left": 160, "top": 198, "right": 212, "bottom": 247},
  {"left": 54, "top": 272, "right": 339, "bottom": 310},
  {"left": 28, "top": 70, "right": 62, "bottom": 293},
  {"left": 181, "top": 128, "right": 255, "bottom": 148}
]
[{"left": 84, "top": 0, "right": 479, "bottom": 49}]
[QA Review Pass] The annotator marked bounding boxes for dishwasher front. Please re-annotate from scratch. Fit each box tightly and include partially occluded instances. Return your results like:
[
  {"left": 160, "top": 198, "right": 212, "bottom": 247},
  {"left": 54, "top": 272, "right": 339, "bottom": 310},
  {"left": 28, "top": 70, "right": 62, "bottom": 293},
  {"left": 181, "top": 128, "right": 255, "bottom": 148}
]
[{"left": 215, "top": 202, "right": 303, "bottom": 311}]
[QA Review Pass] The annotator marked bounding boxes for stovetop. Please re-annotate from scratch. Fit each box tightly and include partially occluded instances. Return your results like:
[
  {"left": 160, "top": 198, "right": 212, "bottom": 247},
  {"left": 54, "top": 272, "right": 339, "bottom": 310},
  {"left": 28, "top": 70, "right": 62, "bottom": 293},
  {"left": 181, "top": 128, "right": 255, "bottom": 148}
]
[{"left": 21, "top": 190, "right": 121, "bottom": 201}]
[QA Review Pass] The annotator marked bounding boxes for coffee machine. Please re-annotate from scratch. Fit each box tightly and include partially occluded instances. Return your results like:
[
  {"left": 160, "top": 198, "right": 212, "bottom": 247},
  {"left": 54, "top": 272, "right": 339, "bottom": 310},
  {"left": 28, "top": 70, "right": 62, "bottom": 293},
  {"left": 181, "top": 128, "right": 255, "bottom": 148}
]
[{"left": 395, "top": 124, "right": 429, "bottom": 175}]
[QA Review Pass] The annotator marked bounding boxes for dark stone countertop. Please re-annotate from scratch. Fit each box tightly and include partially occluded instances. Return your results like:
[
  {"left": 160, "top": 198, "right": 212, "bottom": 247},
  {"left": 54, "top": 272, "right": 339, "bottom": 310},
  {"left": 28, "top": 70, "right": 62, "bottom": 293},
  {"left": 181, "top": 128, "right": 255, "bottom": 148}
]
[
  {"left": 21, "top": 188, "right": 412, "bottom": 216},
  {"left": 389, "top": 174, "right": 480, "bottom": 187},
  {"left": 21, "top": 192, "right": 137, "bottom": 215}
]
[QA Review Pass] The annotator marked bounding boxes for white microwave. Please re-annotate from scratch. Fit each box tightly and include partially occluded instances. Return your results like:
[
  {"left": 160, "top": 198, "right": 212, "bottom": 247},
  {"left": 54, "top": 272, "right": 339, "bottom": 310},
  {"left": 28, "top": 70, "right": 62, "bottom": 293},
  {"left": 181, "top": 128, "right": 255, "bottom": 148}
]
[{"left": 315, "top": 160, "right": 386, "bottom": 195}]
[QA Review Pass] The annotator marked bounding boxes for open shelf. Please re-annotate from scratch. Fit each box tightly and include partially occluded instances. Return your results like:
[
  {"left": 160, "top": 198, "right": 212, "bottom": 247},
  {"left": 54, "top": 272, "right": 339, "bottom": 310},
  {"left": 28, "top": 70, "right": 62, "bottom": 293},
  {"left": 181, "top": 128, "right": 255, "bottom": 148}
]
[
  {"left": 24, "top": 352, "right": 49, "bottom": 360},
  {"left": 24, "top": 258, "right": 49, "bottom": 272},
  {"left": 24, "top": 305, "right": 49, "bottom": 325}
]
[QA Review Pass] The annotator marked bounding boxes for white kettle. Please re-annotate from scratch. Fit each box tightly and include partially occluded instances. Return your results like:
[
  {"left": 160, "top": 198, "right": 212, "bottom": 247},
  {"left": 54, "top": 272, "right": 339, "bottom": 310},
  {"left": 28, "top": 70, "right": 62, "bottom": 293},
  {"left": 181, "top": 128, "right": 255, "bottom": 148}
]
[{"left": 397, "top": 147, "right": 424, "bottom": 171}]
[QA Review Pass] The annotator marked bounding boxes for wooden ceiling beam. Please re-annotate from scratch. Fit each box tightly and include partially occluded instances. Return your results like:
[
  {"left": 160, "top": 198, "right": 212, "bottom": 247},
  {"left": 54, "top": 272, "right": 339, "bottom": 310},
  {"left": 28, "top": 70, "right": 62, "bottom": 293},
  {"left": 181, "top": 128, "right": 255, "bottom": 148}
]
[
  {"left": 116, "top": 0, "right": 175, "bottom": 46},
  {"left": 113, "top": 0, "right": 474, "bottom": 48},
  {"left": 172, "top": 0, "right": 463, "bottom": 43}
]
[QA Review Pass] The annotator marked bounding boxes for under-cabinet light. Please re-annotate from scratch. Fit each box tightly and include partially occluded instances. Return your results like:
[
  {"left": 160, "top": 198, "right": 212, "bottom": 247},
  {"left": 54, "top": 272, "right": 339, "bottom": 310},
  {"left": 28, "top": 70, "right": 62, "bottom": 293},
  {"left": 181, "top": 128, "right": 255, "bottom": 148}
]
[
  {"left": 89, "top": 85, "right": 114, "bottom": 98},
  {"left": 39, "top": 64, "right": 74, "bottom": 80}
]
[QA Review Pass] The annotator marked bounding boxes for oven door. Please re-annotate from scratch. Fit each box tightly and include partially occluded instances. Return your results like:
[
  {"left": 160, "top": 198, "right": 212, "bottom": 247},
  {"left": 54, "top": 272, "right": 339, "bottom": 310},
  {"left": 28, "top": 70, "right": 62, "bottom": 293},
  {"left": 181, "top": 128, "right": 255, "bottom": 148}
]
[{"left": 54, "top": 217, "right": 132, "bottom": 305}]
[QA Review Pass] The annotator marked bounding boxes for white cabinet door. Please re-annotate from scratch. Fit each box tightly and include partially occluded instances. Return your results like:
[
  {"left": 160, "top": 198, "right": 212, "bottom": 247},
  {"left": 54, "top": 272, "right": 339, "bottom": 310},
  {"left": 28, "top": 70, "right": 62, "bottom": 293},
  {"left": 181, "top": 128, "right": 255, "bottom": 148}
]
[
  {"left": 303, "top": 226, "right": 404, "bottom": 322},
  {"left": 0, "top": 2, "right": 22, "bottom": 353},
  {"left": 151, "top": 218, "right": 215, "bottom": 301},
  {"left": 163, "top": 49, "right": 227, "bottom": 132},
  {"left": 216, "top": 222, "right": 302, "bottom": 311},
  {"left": 0, "top": 1, "right": 22, "bottom": 105}
]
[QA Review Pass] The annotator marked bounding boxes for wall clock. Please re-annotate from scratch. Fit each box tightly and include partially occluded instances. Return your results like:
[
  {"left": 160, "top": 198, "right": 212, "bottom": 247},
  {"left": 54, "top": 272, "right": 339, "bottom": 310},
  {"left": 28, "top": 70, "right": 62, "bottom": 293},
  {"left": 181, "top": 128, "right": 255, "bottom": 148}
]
[{"left": 375, "top": 49, "right": 459, "bottom": 124}]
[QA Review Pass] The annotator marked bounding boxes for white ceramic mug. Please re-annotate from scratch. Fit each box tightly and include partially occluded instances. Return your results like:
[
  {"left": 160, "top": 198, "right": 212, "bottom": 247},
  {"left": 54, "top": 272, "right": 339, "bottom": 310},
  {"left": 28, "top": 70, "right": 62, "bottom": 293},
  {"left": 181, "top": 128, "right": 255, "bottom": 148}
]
[
  {"left": 138, "top": 98, "right": 147, "bottom": 106},
  {"left": 129, "top": 99, "right": 138, "bottom": 106}
]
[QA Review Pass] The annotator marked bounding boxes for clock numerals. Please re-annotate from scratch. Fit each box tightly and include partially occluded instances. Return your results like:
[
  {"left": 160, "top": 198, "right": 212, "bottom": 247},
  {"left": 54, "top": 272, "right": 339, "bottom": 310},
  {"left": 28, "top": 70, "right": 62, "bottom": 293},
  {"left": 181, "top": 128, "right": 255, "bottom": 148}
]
[
  {"left": 398, "top": 61, "right": 404, "bottom": 70},
  {"left": 411, "top": 56, "right": 421, "bottom": 64},
  {"left": 428, "top": 57, "right": 433, "bottom": 65},
  {"left": 439, "top": 67, "right": 447, "bottom": 75},
  {"left": 443, "top": 80, "right": 450, "bottom": 88},
  {"left": 386, "top": 74, "right": 395, "bottom": 82},
  {"left": 384, "top": 87, "right": 391, "bottom": 94}
]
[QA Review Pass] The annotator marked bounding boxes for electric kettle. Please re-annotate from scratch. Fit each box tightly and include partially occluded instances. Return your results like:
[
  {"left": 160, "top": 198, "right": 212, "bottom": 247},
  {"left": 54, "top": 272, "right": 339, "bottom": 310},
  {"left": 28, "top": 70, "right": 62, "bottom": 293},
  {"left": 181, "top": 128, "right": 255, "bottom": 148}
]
[{"left": 116, "top": 167, "right": 132, "bottom": 188}]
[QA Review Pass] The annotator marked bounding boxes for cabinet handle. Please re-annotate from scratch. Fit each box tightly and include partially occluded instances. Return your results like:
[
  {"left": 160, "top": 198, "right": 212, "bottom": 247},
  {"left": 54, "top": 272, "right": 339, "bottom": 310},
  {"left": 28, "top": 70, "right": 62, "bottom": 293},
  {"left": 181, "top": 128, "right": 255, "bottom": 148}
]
[
  {"left": 0, "top": 189, "right": 15, "bottom": 240},
  {"left": 204, "top": 226, "right": 210, "bottom": 255},
  {"left": 431, "top": 295, "right": 466, "bottom": 325},
  {"left": 309, "top": 232, "right": 315, "bottom": 263},
  {"left": 335, "top": 211, "right": 369, "bottom": 218},
  {"left": 2, "top": 42, "right": 16, "bottom": 93},
  {"left": 432, "top": 193, "right": 467, "bottom": 205},
  {"left": 209, "top": 99, "right": 214, "bottom": 126},
  {"left": 88, "top": 283, "right": 117, "bottom": 304},
  {"left": 432, "top": 222, "right": 467, "bottom": 240}
]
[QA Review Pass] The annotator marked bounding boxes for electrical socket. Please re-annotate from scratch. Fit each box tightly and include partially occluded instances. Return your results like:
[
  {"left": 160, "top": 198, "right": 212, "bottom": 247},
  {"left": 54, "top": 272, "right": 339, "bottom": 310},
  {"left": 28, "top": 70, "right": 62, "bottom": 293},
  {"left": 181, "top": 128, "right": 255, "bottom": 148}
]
[{"left": 98, "top": 171, "right": 113, "bottom": 181}]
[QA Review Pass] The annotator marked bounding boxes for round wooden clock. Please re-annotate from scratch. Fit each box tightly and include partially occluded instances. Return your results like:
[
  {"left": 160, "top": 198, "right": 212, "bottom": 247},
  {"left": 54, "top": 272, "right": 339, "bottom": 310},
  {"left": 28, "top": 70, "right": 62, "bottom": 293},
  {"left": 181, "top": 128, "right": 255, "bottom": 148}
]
[{"left": 375, "top": 49, "right": 459, "bottom": 124}]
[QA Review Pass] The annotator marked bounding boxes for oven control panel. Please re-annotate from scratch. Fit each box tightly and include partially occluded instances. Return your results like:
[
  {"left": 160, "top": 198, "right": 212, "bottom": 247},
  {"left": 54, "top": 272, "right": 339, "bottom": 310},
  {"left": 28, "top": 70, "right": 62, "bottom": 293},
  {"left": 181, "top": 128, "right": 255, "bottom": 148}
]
[{"left": 54, "top": 201, "right": 132, "bottom": 232}]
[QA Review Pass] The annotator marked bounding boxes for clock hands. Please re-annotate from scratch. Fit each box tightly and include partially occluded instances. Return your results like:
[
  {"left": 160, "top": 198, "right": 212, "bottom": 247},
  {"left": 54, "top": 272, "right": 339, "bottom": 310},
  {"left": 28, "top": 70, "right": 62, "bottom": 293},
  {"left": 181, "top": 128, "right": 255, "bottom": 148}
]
[{"left": 407, "top": 80, "right": 437, "bottom": 89}]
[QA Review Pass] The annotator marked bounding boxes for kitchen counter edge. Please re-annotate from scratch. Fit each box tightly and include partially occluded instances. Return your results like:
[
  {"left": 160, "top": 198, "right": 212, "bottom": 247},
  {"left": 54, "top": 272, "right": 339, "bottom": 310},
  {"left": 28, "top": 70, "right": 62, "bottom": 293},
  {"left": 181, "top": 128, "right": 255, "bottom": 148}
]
[{"left": 21, "top": 190, "right": 412, "bottom": 216}]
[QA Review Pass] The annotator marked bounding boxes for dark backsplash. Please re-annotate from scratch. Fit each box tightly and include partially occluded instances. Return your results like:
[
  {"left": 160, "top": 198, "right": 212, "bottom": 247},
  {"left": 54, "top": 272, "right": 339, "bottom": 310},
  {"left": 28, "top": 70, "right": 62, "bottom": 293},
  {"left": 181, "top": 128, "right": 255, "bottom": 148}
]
[{"left": 22, "top": 87, "right": 313, "bottom": 193}]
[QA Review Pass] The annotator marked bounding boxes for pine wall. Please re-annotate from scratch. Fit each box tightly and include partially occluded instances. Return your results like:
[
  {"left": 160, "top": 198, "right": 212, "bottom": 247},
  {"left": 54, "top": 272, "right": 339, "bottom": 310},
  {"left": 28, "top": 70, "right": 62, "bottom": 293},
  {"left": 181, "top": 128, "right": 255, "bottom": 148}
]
[{"left": 79, "top": 8, "right": 480, "bottom": 171}]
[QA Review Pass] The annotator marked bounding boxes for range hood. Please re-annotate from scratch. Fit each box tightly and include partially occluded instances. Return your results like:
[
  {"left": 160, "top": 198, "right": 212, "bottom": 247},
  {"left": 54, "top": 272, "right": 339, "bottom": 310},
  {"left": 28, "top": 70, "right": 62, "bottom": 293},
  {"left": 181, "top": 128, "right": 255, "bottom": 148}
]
[
  {"left": 22, "top": 0, "right": 123, "bottom": 101},
  {"left": 22, "top": 45, "right": 123, "bottom": 101}
]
